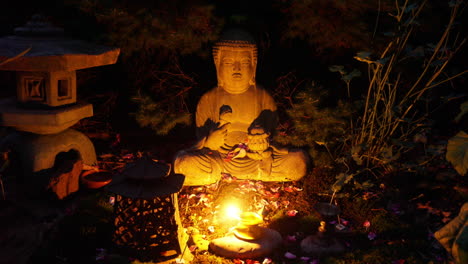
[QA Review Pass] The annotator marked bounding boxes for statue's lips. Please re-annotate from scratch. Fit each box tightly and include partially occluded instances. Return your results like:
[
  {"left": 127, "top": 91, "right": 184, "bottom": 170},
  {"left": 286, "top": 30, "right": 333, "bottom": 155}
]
[{"left": 232, "top": 73, "right": 242, "bottom": 79}]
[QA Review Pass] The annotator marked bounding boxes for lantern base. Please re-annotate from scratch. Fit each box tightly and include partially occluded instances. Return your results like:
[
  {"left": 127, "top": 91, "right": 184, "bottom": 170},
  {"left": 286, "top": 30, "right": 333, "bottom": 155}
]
[{"left": 0, "top": 128, "right": 97, "bottom": 177}]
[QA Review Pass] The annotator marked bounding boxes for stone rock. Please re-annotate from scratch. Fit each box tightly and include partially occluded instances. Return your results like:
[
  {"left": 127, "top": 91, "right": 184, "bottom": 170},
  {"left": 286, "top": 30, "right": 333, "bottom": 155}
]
[
  {"left": 300, "top": 234, "right": 346, "bottom": 256},
  {"left": 209, "top": 227, "right": 282, "bottom": 259},
  {"left": 435, "top": 202, "right": 468, "bottom": 264}
]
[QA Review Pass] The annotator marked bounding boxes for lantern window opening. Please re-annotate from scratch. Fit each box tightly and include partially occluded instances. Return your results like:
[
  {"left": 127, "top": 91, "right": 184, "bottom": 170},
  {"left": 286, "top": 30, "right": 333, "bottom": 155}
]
[
  {"left": 22, "top": 75, "right": 47, "bottom": 102},
  {"left": 57, "top": 79, "right": 70, "bottom": 99},
  {"left": 25, "top": 77, "right": 45, "bottom": 99}
]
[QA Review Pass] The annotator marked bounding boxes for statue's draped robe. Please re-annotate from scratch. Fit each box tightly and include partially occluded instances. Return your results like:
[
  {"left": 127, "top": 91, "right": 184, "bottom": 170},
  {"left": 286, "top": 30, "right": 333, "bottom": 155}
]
[{"left": 196, "top": 85, "right": 277, "bottom": 146}]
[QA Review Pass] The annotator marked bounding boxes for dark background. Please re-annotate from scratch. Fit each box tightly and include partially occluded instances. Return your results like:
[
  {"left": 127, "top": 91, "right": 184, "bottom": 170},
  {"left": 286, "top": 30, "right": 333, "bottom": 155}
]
[{"left": 1, "top": 0, "right": 466, "bottom": 151}]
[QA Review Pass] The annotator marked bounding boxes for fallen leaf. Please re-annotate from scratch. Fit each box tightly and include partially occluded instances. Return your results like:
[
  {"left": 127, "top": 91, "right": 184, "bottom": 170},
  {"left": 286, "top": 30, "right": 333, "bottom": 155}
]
[
  {"left": 270, "top": 187, "right": 280, "bottom": 193},
  {"left": 285, "top": 235, "right": 297, "bottom": 242},
  {"left": 363, "top": 220, "right": 371, "bottom": 228},
  {"left": 368, "top": 232, "right": 377, "bottom": 240},
  {"left": 99, "top": 153, "right": 114, "bottom": 159},
  {"left": 284, "top": 252, "right": 297, "bottom": 259},
  {"left": 446, "top": 131, "right": 468, "bottom": 175},
  {"left": 287, "top": 210, "right": 298, "bottom": 217},
  {"left": 122, "top": 153, "right": 134, "bottom": 159}
]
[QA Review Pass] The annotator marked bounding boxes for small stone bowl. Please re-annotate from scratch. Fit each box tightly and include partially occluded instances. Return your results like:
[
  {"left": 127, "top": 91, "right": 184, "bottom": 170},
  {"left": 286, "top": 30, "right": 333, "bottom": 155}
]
[{"left": 81, "top": 170, "right": 112, "bottom": 189}]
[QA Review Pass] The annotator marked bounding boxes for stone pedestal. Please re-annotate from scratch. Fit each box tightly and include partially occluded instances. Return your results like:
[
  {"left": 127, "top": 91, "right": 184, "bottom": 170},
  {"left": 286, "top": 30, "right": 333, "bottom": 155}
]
[
  {"left": 209, "top": 227, "right": 282, "bottom": 259},
  {"left": 0, "top": 128, "right": 97, "bottom": 177}
]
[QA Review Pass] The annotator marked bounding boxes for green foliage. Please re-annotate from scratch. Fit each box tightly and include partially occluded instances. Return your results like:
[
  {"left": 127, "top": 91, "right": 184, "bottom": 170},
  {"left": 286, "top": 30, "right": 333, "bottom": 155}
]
[
  {"left": 342, "top": 0, "right": 468, "bottom": 173},
  {"left": 278, "top": 0, "right": 394, "bottom": 53},
  {"left": 370, "top": 211, "right": 410, "bottom": 235},
  {"left": 297, "top": 214, "right": 321, "bottom": 234},
  {"left": 79, "top": 0, "right": 223, "bottom": 58},
  {"left": 274, "top": 83, "right": 354, "bottom": 167},
  {"left": 446, "top": 100, "right": 468, "bottom": 176},
  {"left": 133, "top": 94, "right": 192, "bottom": 135},
  {"left": 329, "top": 65, "right": 361, "bottom": 97},
  {"left": 341, "top": 197, "right": 377, "bottom": 225},
  {"left": 268, "top": 213, "right": 321, "bottom": 236},
  {"left": 78, "top": 0, "right": 223, "bottom": 135},
  {"left": 455, "top": 100, "right": 468, "bottom": 123},
  {"left": 331, "top": 173, "right": 354, "bottom": 193},
  {"left": 446, "top": 131, "right": 468, "bottom": 176},
  {"left": 191, "top": 254, "right": 230, "bottom": 264},
  {"left": 323, "top": 243, "right": 426, "bottom": 264}
]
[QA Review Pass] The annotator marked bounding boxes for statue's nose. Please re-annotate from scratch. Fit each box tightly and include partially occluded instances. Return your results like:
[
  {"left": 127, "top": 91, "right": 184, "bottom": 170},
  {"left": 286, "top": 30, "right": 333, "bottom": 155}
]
[{"left": 233, "top": 61, "right": 241, "bottom": 71}]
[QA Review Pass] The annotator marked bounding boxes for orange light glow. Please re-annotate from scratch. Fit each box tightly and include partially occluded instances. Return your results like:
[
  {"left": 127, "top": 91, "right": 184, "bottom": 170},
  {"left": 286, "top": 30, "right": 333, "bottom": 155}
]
[{"left": 224, "top": 203, "right": 241, "bottom": 220}]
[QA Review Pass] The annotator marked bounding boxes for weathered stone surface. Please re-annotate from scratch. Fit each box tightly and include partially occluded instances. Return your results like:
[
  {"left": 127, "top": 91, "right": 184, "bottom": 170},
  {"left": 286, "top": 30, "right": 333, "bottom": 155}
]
[
  {"left": 174, "top": 28, "right": 309, "bottom": 186},
  {"left": 16, "top": 70, "right": 78, "bottom": 107},
  {"left": 435, "top": 202, "right": 468, "bottom": 264},
  {"left": 0, "top": 48, "right": 120, "bottom": 71},
  {"left": 300, "top": 234, "right": 346, "bottom": 256},
  {"left": 0, "top": 128, "right": 97, "bottom": 177},
  {"left": 0, "top": 97, "right": 93, "bottom": 134},
  {"left": 209, "top": 227, "right": 282, "bottom": 259}
]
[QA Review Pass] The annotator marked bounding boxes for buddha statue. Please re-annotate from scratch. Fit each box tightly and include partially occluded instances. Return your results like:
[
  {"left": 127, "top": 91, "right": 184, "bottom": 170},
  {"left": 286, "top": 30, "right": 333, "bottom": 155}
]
[{"left": 174, "top": 28, "right": 309, "bottom": 186}]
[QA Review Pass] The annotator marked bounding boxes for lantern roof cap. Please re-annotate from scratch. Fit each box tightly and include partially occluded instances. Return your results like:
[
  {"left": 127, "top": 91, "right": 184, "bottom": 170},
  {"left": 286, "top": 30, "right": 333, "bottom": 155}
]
[
  {"left": 106, "top": 156, "right": 185, "bottom": 199},
  {"left": 0, "top": 14, "right": 120, "bottom": 71}
]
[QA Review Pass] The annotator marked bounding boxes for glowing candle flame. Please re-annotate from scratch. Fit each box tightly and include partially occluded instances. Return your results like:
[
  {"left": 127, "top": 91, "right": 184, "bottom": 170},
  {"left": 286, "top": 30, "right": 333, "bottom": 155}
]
[{"left": 225, "top": 204, "right": 241, "bottom": 220}]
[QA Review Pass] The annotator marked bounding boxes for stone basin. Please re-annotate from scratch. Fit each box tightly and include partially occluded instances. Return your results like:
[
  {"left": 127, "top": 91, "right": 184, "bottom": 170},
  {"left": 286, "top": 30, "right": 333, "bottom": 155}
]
[{"left": 81, "top": 170, "right": 112, "bottom": 189}]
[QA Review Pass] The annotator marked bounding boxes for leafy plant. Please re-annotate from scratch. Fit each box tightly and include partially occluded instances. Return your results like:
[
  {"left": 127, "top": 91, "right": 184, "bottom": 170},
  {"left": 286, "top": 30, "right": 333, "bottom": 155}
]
[
  {"left": 78, "top": 0, "right": 223, "bottom": 135},
  {"left": 79, "top": 1, "right": 222, "bottom": 58},
  {"left": 277, "top": 0, "right": 394, "bottom": 54},
  {"left": 446, "top": 99, "right": 468, "bottom": 176},
  {"left": 347, "top": 0, "right": 467, "bottom": 171},
  {"left": 329, "top": 65, "right": 362, "bottom": 97},
  {"left": 273, "top": 79, "right": 354, "bottom": 167}
]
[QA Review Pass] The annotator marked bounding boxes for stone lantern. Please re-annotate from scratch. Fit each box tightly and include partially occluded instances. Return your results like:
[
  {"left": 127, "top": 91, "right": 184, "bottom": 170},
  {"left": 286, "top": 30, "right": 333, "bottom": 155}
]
[
  {"left": 300, "top": 202, "right": 346, "bottom": 255},
  {"left": 0, "top": 14, "right": 119, "bottom": 184},
  {"left": 105, "top": 157, "right": 189, "bottom": 263}
]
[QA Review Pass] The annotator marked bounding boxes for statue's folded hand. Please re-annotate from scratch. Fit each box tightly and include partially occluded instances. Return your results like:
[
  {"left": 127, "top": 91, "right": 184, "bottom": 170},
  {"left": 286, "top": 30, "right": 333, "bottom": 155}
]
[
  {"left": 247, "top": 132, "right": 270, "bottom": 152},
  {"left": 204, "top": 122, "right": 230, "bottom": 150},
  {"left": 247, "top": 149, "right": 272, "bottom": 160}
]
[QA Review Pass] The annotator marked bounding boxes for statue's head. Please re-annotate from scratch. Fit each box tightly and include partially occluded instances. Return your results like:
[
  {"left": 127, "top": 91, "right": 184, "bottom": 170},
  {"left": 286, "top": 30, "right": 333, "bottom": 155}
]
[{"left": 213, "top": 28, "right": 257, "bottom": 94}]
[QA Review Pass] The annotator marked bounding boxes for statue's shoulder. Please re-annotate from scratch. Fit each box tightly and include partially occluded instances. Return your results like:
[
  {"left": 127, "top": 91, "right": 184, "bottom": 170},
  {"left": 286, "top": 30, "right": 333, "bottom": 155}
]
[
  {"left": 254, "top": 85, "right": 274, "bottom": 98},
  {"left": 199, "top": 87, "right": 219, "bottom": 100},
  {"left": 255, "top": 85, "right": 272, "bottom": 93}
]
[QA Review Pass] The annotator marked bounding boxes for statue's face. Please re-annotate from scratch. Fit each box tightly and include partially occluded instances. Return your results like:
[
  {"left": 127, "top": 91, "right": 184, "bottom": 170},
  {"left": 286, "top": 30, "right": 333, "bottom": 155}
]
[{"left": 218, "top": 49, "right": 254, "bottom": 94}]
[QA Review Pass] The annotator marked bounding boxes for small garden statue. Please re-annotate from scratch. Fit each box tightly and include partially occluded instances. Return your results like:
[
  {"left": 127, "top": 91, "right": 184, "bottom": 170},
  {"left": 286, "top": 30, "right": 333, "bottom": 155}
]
[
  {"left": 174, "top": 28, "right": 309, "bottom": 185},
  {"left": 434, "top": 202, "right": 468, "bottom": 264}
]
